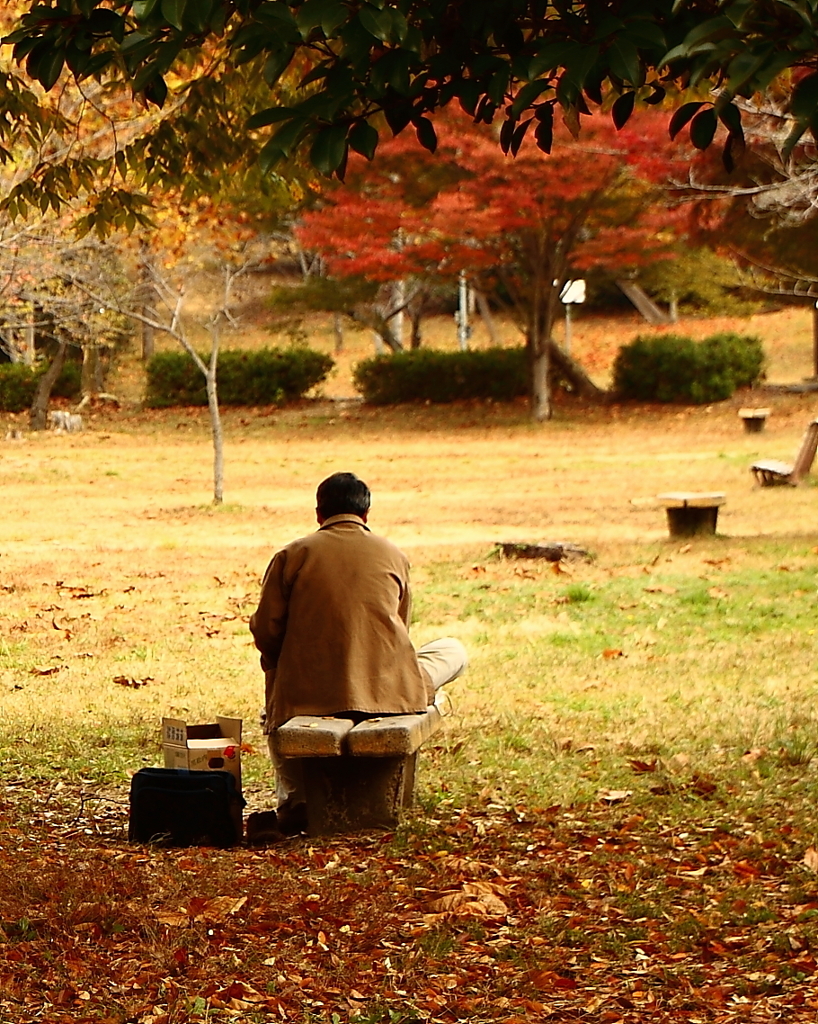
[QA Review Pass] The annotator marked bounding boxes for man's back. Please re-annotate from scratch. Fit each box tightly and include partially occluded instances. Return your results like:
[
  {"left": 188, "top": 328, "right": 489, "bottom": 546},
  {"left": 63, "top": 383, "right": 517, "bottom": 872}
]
[{"left": 250, "top": 513, "right": 429, "bottom": 728}]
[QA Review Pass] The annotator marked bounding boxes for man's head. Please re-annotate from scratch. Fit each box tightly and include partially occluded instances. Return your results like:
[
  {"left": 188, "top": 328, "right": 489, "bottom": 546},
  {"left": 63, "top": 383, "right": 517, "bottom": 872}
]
[{"left": 316, "top": 472, "right": 371, "bottom": 523}]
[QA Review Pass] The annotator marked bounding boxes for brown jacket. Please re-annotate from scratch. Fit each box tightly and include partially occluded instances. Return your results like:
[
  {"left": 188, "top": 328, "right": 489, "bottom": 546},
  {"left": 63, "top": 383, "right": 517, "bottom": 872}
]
[{"left": 250, "top": 514, "right": 431, "bottom": 730}]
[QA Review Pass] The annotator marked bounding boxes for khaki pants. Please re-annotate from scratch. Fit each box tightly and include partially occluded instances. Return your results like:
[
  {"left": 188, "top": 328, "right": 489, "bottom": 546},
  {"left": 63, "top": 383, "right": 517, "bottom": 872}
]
[{"left": 269, "top": 636, "right": 468, "bottom": 806}]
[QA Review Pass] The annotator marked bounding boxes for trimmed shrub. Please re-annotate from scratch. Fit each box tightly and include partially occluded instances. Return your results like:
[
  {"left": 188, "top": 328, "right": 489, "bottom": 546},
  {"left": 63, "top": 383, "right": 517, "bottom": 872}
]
[
  {"left": 612, "top": 332, "right": 765, "bottom": 404},
  {"left": 698, "top": 332, "right": 765, "bottom": 389},
  {"left": 353, "top": 348, "right": 529, "bottom": 404},
  {"left": 145, "top": 347, "right": 334, "bottom": 408},
  {"left": 0, "top": 360, "right": 82, "bottom": 412}
]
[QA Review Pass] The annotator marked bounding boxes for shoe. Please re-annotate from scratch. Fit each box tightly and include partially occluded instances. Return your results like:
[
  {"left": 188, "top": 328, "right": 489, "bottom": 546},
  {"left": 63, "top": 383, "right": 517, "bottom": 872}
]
[
  {"left": 275, "top": 799, "right": 308, "bottom": 836},
  {"left": 245, "top": 810, "right": 284, "bottom": 846}
]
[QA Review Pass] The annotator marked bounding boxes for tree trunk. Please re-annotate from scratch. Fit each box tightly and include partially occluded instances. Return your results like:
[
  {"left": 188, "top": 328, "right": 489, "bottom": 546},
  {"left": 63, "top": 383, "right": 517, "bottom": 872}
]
[
  {"left": 29, "top": 340, "right": 67, "bottom": 431},
  {"left": 391, "top": 280, "right": 405, "bottom": 349},
  {"left": 409, "top": 307, "right": 423, "bottom": 349},
  {"left": 23, "top": 321, "right": 35, "bottom": 366},
  {"left": 81, "top": 345, "right": 102, "bottom": 398},
  {"left": 205, "top": 333, "right": 224, "bottom": 505},
  {"left": 474, "top": 290, "right": 500, "bottom": 345},
  {"left": 333, "top": 313, "right": 344, "bottom": 353},
  {"left": 139, "top": 239, "right": 156, "bottom": 361},
  {"left": 529, "top": 337, "right": 551, "bottom": 421}
]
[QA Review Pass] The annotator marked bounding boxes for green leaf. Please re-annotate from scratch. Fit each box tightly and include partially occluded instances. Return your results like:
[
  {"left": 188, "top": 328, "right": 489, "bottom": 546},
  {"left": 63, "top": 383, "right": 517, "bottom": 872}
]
[
  {"left": 611, "top": 91, "right": 635, "bottom": 130},
  {"left": 716, "top": 101, "right": 743, "bottom": 140},
  {"left": 669, "top": 101, "right": 706, "bottom": 139},
  {"left": 689, "top": 107, "right": 718, "bottom": 150},
  {"left": 534, "top": 104, "right": 553, "bottom": 154},
  {"left": 499, "top": 115, "right": 514, "bottom": 154},
  {"left": 677, "top": 15, "right": 737, "bottom": 51},
  {"left": 510, "top": 116, "right": 533, "bottom": 157},
  {"left": 385, "top": 7, "right": 408, "bottom": 44},
  {"left": 262, "top": 45, "right": 295, "bottom": 87},
  {"left": 246, "top": 105, "right": 295, "bottom": 129},
  {"left": 261, "top": 116, "right": 308, "bottom": 171},
  {"left": 31, "top": 46, "right": 66, "bottom": 91},
  {"left": 607, "top": 36, "right": 642, "bottom": 86},
  {"left": 456, "top": 79, "right": 481, "bottom": 116},
  {"left": 413, "top": 116, "right": 437, "bottom": 153},
  {"left": 309, "top": 124, "right": 348, "bottom": 177},
  {"left": 132, "top": 60, "right": 160, "bottom": 94},
  {"left": 358, "top": 2, "right": 393, "bottom": 42},
  {"left": 563, "top": 44, "right": 601, "bottom": 90},
  {"left": 161, "top": 0, "right": 188, "bottom": 32},
  {"left": 371, "top": 50, "right": 411, "bottom": 95},
  {"left": 120, "top": 30, "right": 152, "bottom": 55},
  {"left": 721, "top": 129, "right": 744, "bottom": 173},
  {"left": 296, "top": 0, "right": 342, "bottom": 36},
  {"left": 791, "top": 72, "right": 818, "bottom": 121},
  {"left": 321, "top": 4, "right": 348, "bottom": 36},
  {"left": 529, "top": 41, "right": 579, "bottom": 79},
  {"left": 89, "top": 9, "right": 125, "bottom": 38},
  {"left": 144, "top": 75, "right": 168, "bottom": 106},
  {"left": 133, "top": 0, "right": 161, "bottom": 19},
  {"left": 724, "top": 48, "right": 770, "bottom": 97},
  {"left": 348, "top": 119, "right": 378, "bottom": 159}
]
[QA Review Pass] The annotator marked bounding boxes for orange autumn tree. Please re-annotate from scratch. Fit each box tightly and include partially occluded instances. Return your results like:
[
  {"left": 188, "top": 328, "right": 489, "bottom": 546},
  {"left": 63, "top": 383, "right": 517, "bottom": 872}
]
[{"left": 298, "top": 109, "right": 686, "bottom": 420}]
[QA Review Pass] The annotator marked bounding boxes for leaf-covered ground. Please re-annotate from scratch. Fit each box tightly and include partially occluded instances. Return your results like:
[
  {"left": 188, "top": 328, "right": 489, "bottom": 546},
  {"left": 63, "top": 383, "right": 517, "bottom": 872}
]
[{"left": 2, "top": 781, "right": 818, "bottom": 1024}]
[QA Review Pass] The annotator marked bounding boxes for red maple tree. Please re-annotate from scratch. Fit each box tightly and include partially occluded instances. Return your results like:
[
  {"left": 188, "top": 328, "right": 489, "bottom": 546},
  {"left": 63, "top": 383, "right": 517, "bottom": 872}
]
[{"left": 297, "top": 109, "right": 687, "bottom": 418}]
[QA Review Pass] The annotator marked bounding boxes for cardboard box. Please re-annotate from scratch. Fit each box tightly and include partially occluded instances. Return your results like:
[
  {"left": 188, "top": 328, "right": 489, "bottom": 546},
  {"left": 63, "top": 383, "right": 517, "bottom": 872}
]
[{"left": 161, "top": 716, "right": 243, "bottom": 792}]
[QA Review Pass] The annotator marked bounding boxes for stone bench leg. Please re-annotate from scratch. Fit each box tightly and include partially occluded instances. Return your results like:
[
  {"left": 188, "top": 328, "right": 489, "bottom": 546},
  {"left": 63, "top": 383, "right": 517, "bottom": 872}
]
[
  {"left": 298, "top": 753, "right": 418, "bottom": 836},
  {"left": 665, "top": 505, "right": 720, "bottom": 538}
]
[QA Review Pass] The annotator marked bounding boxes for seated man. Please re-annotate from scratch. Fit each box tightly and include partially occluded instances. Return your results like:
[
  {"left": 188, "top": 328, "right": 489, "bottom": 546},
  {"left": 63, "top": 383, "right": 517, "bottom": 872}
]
[{"left": 249, "top": 471, "right": 467, "bottom": 832}]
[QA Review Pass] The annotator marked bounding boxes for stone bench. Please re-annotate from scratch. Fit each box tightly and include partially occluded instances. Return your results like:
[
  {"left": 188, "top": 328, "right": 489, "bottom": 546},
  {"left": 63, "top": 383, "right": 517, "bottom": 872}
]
[
  {"left": 271, "top": 703, "right": 444, "bottom": 835},
  {"left": 657, "top": 492, "right": 726, "bottom": 538},
  {"left": 738, "top": 407, "right": 771, "bottom": 433}
]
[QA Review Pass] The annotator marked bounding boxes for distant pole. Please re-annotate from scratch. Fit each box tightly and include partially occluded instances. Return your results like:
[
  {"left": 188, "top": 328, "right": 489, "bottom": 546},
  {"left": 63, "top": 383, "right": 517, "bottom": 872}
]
[
  {"left": 457, "top": 271, "right": 470, "bottom": 350},
  {"left": 559, "top": 279, "right": 586, "bottom": 358},
  {"left": 564, "top": 303, "right": 573, "bottom": 356}
]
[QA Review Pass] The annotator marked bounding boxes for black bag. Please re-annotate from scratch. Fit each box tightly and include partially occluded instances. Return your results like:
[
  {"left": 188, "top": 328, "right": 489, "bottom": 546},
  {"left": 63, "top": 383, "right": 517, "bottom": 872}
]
[{"left": 128, "top": 768, "right": 245, "bottom": 847}]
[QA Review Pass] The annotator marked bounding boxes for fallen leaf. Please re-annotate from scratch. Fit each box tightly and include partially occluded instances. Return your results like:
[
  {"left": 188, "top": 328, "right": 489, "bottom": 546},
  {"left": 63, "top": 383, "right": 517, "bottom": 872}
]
[
  {"left": 803, "top": 847, "right": 818, "bottom": 873},
  {"left": 113, "top": 675, "right": 152, "bottom": 688},
  {"left": 741, "top": 748, "right": 767, "bottom": 763},
  {"left": 154, "top": 911, "right": 188, "bottom": 927},
  {"left": 30, "top": 665, "right": 62, "bottom": 676},
  {"left": 528, "top": 969, "right": 577, "bottom": 990},
  {"left": 644, "top": 584, "right": 677, "bottom": 594},
  {"left": 191, "top": 895, "right": 248, "bottom": 922},
  {"left": 628, "top": 759, "right": 657, "bottom": 773},
  {"left": 688, "top": 775, "right": 717, "bottom": 797},
  {"left": 603, "top": 648, "right": 624, "bottom": 659},
  {"left": 598, "top": 789, "right": 632, "bottom": 804}
]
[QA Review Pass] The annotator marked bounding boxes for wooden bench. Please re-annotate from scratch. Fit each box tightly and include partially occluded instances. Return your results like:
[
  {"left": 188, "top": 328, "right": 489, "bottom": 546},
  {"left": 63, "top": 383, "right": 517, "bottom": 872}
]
[
  {"left": 271, "top": 704, "right": 444, "bottom": 835},
  {"left": 738, "top": 407, "right": 771, "bottom": 433},
  {"left": 657, "top": 492, "right": 726, "bottom": 538},
  {"left": 751, "top": 418, "right": 818, "bottom": 486}
]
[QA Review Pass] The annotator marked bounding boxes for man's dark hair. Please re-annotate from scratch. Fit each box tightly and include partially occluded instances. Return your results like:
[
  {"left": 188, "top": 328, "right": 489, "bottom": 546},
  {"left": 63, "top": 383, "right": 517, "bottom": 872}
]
[{"left": 316, "top": 472, "right": 371, "bottom": 519}]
